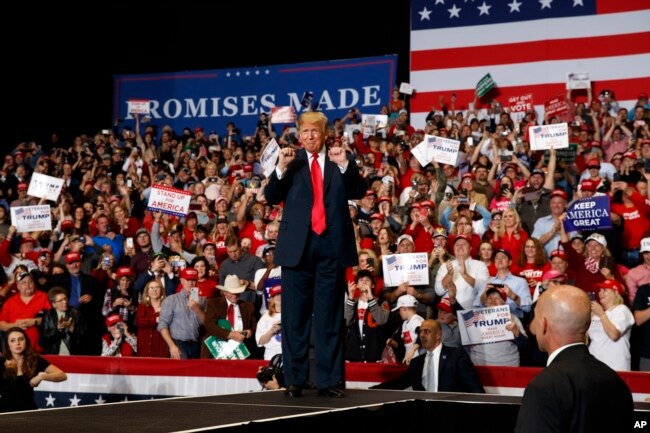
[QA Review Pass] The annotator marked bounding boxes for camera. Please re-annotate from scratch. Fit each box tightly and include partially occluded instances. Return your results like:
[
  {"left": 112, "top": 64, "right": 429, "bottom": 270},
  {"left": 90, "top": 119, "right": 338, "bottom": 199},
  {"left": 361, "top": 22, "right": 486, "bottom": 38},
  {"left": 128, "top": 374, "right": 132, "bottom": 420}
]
[
  {"left": 256, "top": 354, "right": 284, "bottom": 387},
  {"left": 399, "top": 141, "right": 408, "bottom": 151}
]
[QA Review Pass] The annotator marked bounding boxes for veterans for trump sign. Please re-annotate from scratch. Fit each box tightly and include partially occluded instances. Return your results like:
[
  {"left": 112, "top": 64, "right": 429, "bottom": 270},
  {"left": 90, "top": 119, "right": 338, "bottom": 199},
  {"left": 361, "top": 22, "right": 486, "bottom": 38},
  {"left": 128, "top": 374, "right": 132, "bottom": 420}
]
[
  {"left": 147, "top": 184, "right": 192, "bottom": 217},
  {"left": 382, "top": 253, "right": 429, "bottom": 287},
  {"left": 529, "top": 123, "right": 569, "bottom": 151},
  {"left": 563, "top": 195, "right": 611, "bottom": 232},
  {"left": 458, "top": 305, "right": 514, "bottom": 346},
  {"left": 11, "top": 205, "right": 52, "bottom": 233}
]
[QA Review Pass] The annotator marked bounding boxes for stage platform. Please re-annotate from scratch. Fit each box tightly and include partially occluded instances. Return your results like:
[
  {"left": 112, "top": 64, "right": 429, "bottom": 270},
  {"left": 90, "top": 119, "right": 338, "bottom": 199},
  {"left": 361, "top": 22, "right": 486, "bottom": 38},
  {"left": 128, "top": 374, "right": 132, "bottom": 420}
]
[{"left": 3, "top": 389, "right": 649, "bottom": 433}]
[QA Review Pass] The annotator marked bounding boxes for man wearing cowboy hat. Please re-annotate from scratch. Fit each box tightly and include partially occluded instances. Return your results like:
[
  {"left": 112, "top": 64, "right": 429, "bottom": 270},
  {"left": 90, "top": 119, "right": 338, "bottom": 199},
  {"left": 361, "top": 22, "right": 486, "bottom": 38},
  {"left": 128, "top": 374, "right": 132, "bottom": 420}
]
[{"left": 201, "top": 275, "right": 257, "bottom": 359}]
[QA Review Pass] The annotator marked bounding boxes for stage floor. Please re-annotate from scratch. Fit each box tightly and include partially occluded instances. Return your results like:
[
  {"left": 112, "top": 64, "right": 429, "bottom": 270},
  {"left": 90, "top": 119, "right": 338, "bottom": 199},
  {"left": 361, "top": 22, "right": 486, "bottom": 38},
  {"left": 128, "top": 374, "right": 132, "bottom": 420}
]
[{"left": 2, "top": 389, "right": 648, "bottom": 433}]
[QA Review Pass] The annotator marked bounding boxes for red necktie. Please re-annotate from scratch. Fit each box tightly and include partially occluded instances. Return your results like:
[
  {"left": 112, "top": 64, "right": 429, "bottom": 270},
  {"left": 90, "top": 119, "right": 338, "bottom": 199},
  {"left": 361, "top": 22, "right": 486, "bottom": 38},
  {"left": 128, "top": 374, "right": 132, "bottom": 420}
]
[
  {"left": 227, "top": 303, "right": 235, "bottom": 329},
  {"left": 311, "top": 153, "right": 326, "bottom": 234}
]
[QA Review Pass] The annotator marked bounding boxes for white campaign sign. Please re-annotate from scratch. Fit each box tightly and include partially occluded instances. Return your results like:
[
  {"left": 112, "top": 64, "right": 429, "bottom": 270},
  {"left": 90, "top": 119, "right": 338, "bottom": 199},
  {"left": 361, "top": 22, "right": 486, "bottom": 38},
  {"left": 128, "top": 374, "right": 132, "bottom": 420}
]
[
  {"left": 270, "top": 106, "right": 296, "bottom": 124},
  {"left": 399, "top": 82, "right": 414, "bottom": 95},
  {"left": 458, "top": 305, "right": 514, "bottom": 345},
  {"left": 566, "top": 72, "right": 590, "bottom": 90},
  {"left": 410, "top": 139, "right": 431, "bottom": 167},
  {"left": 11, "top": 205, "right": 52, "bottom": 233},
  {"left": 412, "top": 135, "right": 460, "bottom": 167},
  {"left": 128, "top": 100, "right": 150, "bottom": 115},
  {"left": 260, "top": 138, "right": 280, "bottom": 177},
  {"left": 147, "top": 184, "right": 192, "bottom": 217},
  {"left": 529, "top": 123, "right": 569, "bottom": 150},
  {"left": 382, "top": 253, "right": 429, "bottom": 286},
  {"left": 27, "top": 173, "right": 64, "bottom": 201},
  {"left": 429, "top": 135, "right": 460, "bottom": 165}
]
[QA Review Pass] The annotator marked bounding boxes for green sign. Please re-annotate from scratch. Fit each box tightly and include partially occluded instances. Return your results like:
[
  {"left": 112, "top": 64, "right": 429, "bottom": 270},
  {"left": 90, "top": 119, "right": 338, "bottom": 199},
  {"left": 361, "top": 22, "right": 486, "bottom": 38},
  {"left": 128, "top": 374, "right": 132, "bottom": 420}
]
[
  {"left": 544, "top": 143, "right": 578, "bottom": 165},
  {"left": 476, "top": 73, "right": 496, "bottom": 98},
  {"left": 203, "top": 319, "right": 251, "bottom": 360}
]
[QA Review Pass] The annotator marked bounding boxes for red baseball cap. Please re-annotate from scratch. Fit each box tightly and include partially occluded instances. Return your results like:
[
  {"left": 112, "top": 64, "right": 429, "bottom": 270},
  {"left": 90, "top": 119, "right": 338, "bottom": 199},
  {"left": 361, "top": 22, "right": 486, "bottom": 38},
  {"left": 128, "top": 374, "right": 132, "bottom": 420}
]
[
  {"left": 180, "top": 268, "right": 199, "bottom": 280},
  {"left": 116, "top": 267, "right": 133, "bottom": 278},
  {"left": 550, "top": 189, "right": 568, "bottom": 200},
  {"left": 437, "top": 297, "right": 453, "bottom": 313},
  {"left": 580, "top": 179, "right": 597, "bottom": 192},
  {"left": 269, "top": 286, "right": 282, "bottom": 298},
  {"left": 550, "top": 249, "right": 568, "bottom": 261},
  {"left": 595, "top": 279, "right": 624, "bottom": 294},
  {"left": 65, "top": 252, "right": 81, "bottom": 264},
  {"left": 105, "top": 314, "right": 121, "bottom": 327}
]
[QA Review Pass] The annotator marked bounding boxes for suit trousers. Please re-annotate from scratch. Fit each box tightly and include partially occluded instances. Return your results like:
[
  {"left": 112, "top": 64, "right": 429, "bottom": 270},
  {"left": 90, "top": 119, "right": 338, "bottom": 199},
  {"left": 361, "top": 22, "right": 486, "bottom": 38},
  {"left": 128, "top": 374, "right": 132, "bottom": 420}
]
[{"left": 281, "top": 229, "right": 346, "bottom": 389}]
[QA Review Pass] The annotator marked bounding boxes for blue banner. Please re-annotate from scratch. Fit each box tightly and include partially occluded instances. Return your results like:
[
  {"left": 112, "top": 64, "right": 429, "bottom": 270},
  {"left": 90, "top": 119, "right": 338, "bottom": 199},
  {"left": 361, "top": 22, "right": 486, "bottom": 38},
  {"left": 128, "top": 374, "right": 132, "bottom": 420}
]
[
  {"left": 114, "top": 55, "right": 397, "bottom": 136},
  {"left": 563, "top": 195, "right": 612, "bottom": 232}
]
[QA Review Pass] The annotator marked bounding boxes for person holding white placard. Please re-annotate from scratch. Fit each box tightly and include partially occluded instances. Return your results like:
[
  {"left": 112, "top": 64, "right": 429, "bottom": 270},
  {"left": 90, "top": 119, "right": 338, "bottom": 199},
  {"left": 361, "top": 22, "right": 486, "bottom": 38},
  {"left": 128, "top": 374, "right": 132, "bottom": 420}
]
[{"left": 468, "top": 285, "right": 527, "bottom": 367}]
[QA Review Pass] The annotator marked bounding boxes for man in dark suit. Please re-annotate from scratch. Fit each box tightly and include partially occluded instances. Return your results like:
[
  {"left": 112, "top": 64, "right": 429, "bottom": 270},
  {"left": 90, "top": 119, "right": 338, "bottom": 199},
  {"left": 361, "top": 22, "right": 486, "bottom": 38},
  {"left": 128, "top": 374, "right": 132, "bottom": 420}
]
[
  {"left": 47, "top": 252, "right": 103, "bottom": 355},
  {"left": 515, "top": 285, "right": 633, "bottom": 433},
  {"left": 372, "top": 319, "right": 484, "bottom": 393},
  {"left": 265, "top": 111, "right": 366, "bottom": 398}
]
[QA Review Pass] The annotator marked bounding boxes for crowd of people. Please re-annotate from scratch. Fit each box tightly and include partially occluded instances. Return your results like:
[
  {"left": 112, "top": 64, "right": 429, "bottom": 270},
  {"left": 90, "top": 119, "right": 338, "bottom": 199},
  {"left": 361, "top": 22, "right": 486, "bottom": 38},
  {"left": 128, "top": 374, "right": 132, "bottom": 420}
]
[{"left": 0, "top": 86, "right": 648, "bottom": 393}]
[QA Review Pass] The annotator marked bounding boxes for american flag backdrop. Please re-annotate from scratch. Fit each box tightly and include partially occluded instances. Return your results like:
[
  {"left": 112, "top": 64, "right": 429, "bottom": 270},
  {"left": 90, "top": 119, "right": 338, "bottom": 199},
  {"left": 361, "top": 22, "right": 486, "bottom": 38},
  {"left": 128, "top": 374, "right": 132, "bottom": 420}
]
[{"left": 409, "top": 0, "right": 650, "bottom": 128}]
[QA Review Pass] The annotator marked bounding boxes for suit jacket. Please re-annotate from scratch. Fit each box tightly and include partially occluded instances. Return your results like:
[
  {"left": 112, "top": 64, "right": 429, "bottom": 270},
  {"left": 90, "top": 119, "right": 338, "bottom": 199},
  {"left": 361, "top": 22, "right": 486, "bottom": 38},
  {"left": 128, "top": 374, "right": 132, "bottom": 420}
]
[
  {"left": 373, "top": 345, "right": 485, "bottom": 393},
  {"left": 47, "top": 272, "right": 103, "bottom": 355},
  {"left": 515, "top": 344, "right": 633, "bottom": 433},
  {"left": 41, "top": 307, "right": 86, "bottom": 355},
  {"left": 264, "top": 148, "right": 366, "bottom": 267},
  {"left": 200, "top": 297, "right": 257, "bottom": 359}
]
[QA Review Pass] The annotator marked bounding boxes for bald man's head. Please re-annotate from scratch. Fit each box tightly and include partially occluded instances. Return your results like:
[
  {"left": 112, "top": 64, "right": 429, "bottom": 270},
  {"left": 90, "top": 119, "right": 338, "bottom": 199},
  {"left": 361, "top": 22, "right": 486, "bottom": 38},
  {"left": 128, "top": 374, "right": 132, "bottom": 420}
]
[
  {"left": 419, "top": 319, "right": 442, "bottom": 351},
  {"left": 533, "top": 285, "right": 591, "bottom": 353}
]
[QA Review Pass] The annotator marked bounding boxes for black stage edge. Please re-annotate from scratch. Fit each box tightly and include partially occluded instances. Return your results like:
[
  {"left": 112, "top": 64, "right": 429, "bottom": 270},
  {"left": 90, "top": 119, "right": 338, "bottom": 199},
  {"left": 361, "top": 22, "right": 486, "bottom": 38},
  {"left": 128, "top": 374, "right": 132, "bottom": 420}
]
[{"left": 2, "top": 389, "right": 649, "bottom": 433}]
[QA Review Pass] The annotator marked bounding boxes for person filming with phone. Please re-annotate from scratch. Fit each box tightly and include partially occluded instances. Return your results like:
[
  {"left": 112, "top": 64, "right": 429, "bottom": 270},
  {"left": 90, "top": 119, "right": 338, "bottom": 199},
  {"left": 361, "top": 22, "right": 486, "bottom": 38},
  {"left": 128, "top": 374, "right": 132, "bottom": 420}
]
[{"left": 101, "top": 313, "right": 137, "bottom": 357}]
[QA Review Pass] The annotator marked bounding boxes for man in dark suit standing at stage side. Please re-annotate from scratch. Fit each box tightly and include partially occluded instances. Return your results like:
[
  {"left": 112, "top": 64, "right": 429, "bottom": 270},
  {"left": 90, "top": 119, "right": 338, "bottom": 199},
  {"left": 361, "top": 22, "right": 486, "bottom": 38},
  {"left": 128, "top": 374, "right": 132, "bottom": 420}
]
[
  {"left": 515, "top": 285, "right": 633, "bottom": 433},
  {"left": 265, "top": 111, "right": 366, "bottom": 398},
  {"left": 371, "top": 319, "right": 484, "bottom": 393}
]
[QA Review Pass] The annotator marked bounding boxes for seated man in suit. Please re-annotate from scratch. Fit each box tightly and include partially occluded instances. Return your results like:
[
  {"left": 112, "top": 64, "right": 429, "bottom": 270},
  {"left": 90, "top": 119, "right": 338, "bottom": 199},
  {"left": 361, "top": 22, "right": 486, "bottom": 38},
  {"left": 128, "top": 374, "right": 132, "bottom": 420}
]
[{"left": 372, "top": 319, "right": 484, "bottom": 393}]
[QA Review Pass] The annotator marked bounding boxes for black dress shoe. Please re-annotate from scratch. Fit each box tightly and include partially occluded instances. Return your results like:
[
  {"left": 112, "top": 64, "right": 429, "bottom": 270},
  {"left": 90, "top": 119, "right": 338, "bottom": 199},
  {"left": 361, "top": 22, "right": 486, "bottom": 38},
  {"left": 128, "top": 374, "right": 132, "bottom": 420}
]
[
  {"left": 284, "top": 385, "right": 303, "bottom": 397},
  {"left": 317, "top": 387, "right": 344, "bottom": 398}
]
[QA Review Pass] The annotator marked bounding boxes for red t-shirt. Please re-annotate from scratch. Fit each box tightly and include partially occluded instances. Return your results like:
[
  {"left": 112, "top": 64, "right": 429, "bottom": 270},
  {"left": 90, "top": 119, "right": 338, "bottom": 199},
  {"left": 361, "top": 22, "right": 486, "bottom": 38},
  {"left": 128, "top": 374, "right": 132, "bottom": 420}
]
[
  {"left": 610, "top": 191, "right": 650, "bottom": 250},
  {"left": 239, "top": 221, "right": 266, "bottom": 255},
  {"left": 0, "top": 291, "right": 50, "bottom": 352}
]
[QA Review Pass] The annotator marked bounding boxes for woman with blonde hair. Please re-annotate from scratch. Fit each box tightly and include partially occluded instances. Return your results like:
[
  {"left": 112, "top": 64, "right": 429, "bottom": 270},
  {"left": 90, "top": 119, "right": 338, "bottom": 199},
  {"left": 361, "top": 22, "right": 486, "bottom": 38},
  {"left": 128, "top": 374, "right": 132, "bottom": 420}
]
[
  {"left": 136, "top": 279, "right": 169, "bottom": 358},
  {"left": 491, "top": 207, "right": 528, "bottom": 261},
  {"left": 255, "top": 285, "right": 283, "bottom": 360},
  {"left": 588, "top": 279, "right": 634, "bottom": 370}
]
